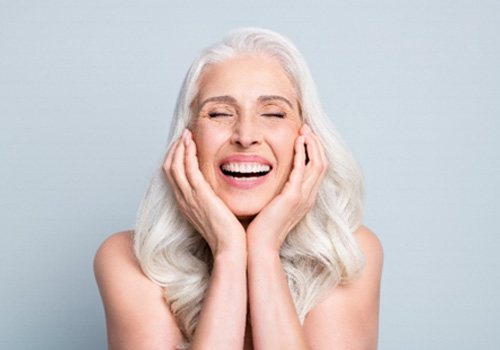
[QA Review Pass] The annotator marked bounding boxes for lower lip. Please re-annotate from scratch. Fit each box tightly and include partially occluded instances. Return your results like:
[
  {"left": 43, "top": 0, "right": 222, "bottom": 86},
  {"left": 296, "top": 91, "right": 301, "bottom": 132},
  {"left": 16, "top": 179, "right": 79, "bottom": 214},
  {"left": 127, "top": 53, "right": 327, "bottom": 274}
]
[{"left": 219, "top": 170, "right": 270, "bottom": 189}]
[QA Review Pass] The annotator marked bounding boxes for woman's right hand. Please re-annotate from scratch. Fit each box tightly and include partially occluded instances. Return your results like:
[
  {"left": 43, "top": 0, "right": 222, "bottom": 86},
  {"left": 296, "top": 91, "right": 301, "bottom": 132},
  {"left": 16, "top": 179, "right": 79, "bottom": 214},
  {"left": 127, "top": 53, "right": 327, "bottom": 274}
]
[{"left": 163, "top": 129, "right": 246, "bottom": 257}]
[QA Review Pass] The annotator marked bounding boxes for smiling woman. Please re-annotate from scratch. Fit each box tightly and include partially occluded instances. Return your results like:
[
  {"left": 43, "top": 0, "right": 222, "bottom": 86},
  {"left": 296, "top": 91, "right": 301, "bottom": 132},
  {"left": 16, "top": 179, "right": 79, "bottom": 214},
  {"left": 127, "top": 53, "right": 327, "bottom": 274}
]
[
  {"left": 94, "top": 28, "right": 383, "bottom": 350},
  {"left": 193, "top": 55, "right": 302, "bottom": 219}
]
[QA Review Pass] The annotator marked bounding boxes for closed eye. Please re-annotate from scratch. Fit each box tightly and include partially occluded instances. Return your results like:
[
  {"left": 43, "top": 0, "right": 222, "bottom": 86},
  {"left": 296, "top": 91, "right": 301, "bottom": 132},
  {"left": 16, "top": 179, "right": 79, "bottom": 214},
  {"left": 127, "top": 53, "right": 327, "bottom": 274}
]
[
  {"left": 209, "top": 112, "right": 233, "bottom": 118},
  {"left": 262, "top": 113, "right": 285, "bottom": 118}
]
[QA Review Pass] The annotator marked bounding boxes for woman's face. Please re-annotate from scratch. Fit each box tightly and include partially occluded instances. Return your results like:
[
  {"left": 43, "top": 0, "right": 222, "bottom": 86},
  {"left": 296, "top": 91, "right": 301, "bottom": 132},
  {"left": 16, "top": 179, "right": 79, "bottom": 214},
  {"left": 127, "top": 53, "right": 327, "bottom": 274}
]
[{"left": 191, "top": 54, "right": 302, "bottom": 221}]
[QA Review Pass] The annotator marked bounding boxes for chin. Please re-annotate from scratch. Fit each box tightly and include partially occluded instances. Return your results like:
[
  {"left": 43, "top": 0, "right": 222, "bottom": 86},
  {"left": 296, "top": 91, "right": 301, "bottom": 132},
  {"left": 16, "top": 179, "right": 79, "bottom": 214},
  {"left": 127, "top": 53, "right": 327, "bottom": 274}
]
[
  {"left": 226, "top": 199, "right": 265, "bottom": 220},
  {"left": 231, "top": 206, "right": 261, "bottom": 219}
]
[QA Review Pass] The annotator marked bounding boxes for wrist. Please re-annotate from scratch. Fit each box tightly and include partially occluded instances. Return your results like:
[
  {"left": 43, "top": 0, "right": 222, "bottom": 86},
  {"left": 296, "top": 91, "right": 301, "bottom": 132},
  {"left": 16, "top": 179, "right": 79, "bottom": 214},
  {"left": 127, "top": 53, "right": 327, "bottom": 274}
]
[
  {"left": 212, "top": 238, "right": 247, "bottom": 261},
  {"left": 247, "top": 228, "right": 283, "bottom": 255},
  {"left": 212, "top": 248, "right": 248, "bottom": 277},
  {"left": 247, "top": 236, "right": 281, "bottom": 260}
]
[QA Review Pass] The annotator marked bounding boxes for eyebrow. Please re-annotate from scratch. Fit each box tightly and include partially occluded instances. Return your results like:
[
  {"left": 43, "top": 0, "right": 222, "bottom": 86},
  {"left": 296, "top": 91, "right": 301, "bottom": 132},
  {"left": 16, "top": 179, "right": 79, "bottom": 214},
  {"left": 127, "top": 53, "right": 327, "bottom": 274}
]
[
  {"left": 258, "top": 95, "right": 294, "bottom": 109},
  {"left": 199, "top": 94, "right": 295, "bottom": 110},
  {"left": 198, "top": 95, "right": 237, "bottom": 110}
]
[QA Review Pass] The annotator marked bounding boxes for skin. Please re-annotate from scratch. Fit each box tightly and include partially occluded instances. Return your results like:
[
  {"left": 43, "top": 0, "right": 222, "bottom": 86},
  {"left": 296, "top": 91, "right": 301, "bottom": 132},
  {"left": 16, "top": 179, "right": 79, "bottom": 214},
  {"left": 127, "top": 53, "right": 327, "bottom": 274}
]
[
  {"left": 94, "top": 54, "right": 383, "bottom": 350},
  {"left": 192, "top": 54, "right": 302, "bottom": 223}
]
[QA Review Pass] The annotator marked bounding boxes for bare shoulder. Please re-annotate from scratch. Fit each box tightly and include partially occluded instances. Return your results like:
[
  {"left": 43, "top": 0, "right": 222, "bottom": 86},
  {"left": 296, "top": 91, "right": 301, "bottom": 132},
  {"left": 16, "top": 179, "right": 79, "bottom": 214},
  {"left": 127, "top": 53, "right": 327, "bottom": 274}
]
[
  {"left": 94, "top": 231, "right": 135, "bottom": 268},
  {"left": 353, "top": 225, "right": 384, "bottom": 269},
  {"left": 94, "top": 231, "right": 143, "bottom": 289},
  {"left": 94, "top": 231, "right": 183, "bottom": 349}
]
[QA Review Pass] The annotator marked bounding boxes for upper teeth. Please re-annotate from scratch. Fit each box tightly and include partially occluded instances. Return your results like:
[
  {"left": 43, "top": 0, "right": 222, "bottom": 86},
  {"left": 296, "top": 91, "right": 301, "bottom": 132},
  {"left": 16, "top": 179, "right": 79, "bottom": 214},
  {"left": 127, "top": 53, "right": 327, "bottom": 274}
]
[{"left": 221, "top": 163, "right": 271, "bottom": 173}]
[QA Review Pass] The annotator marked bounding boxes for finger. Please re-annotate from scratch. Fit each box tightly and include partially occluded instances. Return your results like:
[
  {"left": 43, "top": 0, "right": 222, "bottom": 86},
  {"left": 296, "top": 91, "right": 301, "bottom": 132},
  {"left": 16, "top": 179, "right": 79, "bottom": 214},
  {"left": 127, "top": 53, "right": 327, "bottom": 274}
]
[
  {"left": 163, "top": 139, "right": 179, "bottom": 177},
  {"left": 291, "top": 134, "right": 307, "bottom": 181},
  {"left": 304, "top": 130, "right": 320, "bottom": 167},
  {"left": 163, "top": 139, "right": 184, "bottom": 194},
  {"left": 282, "top": 134, "right": 306, "bottom": 194},
  {"left": 302, "top": 131, "right": 328, "bottom": 192},
  {"left": 170, "top": 130, "right": 192, "bottom": 197},
  {"left": 161, "top": 139, "right": 194, "bottom": 217},
  {"left": 183, "top": 130, "right": 209, "bottom": 191}
]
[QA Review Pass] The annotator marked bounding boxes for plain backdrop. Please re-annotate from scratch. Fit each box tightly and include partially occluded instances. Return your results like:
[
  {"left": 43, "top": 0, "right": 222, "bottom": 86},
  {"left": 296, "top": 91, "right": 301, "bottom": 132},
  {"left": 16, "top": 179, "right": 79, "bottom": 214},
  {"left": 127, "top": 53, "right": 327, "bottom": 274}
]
[{"left": 1, "top": 0, "right": 499, "bottom": 349}]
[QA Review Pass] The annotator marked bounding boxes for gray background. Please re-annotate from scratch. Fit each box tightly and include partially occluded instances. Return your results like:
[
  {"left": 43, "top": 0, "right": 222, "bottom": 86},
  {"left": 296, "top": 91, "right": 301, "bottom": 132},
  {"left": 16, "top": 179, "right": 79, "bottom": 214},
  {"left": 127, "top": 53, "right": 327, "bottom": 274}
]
[{"left": 1, "top": 0, "right": 499, "bottom": 349}]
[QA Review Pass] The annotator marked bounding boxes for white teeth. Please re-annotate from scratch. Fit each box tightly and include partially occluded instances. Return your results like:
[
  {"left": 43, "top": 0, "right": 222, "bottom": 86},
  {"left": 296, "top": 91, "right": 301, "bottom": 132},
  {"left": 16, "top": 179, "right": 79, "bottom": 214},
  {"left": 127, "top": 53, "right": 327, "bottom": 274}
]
[{"left": 221, "top": 162, "right": 271, "bottom": 173}]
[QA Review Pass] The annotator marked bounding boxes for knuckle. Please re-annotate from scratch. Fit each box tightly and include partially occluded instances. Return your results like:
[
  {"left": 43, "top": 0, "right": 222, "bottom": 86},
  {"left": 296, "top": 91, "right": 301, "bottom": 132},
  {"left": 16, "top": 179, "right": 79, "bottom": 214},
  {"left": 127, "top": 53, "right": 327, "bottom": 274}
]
[{"left": 313, "top": 158, "right": 327, "bottom": 172}]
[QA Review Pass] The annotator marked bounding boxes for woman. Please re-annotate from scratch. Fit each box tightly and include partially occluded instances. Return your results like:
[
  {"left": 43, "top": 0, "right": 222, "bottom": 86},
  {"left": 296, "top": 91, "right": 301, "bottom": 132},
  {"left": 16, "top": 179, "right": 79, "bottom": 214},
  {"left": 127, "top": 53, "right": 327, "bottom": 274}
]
[{"left": 94, "top": 28, "right": 383, "bottom": 349}]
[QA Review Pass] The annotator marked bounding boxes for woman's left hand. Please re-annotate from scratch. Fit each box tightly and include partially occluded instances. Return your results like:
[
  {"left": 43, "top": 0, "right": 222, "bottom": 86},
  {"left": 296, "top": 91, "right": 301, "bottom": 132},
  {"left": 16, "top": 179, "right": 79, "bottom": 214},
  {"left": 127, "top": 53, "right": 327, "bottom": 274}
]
[{"left": 246, "top": 124, "right": 328, "bottom": 252}]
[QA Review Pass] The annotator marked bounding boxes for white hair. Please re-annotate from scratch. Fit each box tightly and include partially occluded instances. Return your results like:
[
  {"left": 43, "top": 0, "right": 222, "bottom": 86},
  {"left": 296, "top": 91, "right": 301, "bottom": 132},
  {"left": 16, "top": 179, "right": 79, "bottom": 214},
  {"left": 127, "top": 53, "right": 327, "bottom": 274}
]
[{"left": 134, "top": 27, "right": 365, "bottom": 345}]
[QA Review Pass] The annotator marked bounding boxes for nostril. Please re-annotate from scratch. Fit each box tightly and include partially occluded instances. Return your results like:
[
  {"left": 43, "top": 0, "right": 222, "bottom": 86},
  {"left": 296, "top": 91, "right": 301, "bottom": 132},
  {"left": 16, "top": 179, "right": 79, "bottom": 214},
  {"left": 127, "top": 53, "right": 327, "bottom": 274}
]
[
  {"left": 229, "top": 119, "right": 262, "bottom": 147},
  {"left": 233, "top": 138, "right": 260, "bottom": 147},
  {"left": 230, "top": 131, "right": 262, "bottom": 147}
]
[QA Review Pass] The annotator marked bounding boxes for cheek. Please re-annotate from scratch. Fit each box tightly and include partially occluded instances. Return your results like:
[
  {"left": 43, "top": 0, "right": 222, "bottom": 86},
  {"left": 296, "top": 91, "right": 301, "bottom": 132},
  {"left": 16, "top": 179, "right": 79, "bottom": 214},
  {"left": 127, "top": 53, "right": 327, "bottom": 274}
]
[
  {"left": 192, "top": 126, "right": 226, "bottom": 173},
  {"left": 272, "top": 128, "right": 299, "bottom": 164},
  {"left": 267, "top": 130, "right": 298, "bottom": 194}
]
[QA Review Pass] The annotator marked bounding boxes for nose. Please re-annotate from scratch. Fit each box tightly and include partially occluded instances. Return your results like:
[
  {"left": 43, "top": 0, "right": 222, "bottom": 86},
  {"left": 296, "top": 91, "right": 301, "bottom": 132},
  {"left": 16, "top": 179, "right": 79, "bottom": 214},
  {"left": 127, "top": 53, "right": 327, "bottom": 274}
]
[{"left": 230, "top": 115, "right": 262, "bottom": 148}]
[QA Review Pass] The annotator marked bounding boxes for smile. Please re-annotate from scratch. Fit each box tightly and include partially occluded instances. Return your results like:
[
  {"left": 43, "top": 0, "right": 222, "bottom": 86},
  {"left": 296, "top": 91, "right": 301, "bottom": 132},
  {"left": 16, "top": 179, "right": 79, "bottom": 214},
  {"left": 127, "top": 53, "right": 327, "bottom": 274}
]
[
  {"left": 219, "top": 156, "right": 273, "bottom": 189},
  {"left": 220, "top": 162, "right": 271, "bottom": 178}
]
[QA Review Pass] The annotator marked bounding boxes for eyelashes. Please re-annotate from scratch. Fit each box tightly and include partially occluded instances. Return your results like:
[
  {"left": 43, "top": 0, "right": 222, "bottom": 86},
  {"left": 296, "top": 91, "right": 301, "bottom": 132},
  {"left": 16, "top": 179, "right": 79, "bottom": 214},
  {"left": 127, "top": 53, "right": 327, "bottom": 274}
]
[
  {"left": 208, "top": 112, "right": 285, "bottom": 118},
  {"left": 208, "top": 112, "right": 233, "bottom": 118},
  {"left": 261, "top": 113, "right": 285, "bottom": 118}
]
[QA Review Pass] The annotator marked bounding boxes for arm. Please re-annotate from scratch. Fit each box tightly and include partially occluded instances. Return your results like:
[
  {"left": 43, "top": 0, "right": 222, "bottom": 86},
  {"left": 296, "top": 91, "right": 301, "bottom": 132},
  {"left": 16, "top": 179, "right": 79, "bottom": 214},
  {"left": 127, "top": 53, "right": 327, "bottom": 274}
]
[
  {"left": 165, "top": 129, "right": 248, "bottom": 349},
  {"left": 246, "top": 125, "right": 382, "bottom": 349},
  {"left": 247, "top": 243, "right": 309, "bottom": 349},
  {"left": 95, "top": 130, "right": 249, "bottom": 349},
  {"left": 246, "top": 125, "right": 326, "bottom": 349},
  {"left": 189, "top": 252, "right": 247, "bottom": 349}
]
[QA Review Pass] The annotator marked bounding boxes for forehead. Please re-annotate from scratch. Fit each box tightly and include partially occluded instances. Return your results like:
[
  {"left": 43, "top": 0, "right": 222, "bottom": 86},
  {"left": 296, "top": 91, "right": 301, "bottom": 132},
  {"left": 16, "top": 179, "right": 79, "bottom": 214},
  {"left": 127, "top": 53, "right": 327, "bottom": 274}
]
[{"left": 196, "top": 54, "right": 298, "bottom": 107}]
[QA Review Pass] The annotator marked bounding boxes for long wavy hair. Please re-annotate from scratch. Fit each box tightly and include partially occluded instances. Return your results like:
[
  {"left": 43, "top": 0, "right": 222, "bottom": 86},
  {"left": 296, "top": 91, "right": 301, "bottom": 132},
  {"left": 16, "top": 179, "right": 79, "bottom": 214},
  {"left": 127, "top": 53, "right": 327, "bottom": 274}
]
[{"left": 134, "top": 27, "right": 365, "bottom": 345}]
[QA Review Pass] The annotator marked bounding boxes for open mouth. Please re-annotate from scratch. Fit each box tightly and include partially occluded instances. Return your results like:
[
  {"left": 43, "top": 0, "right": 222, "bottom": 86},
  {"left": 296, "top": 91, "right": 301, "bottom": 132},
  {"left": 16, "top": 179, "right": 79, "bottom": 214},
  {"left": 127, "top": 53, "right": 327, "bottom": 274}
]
[{"left": 220, "top": 162, "right": 272, "bottom": 179}]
